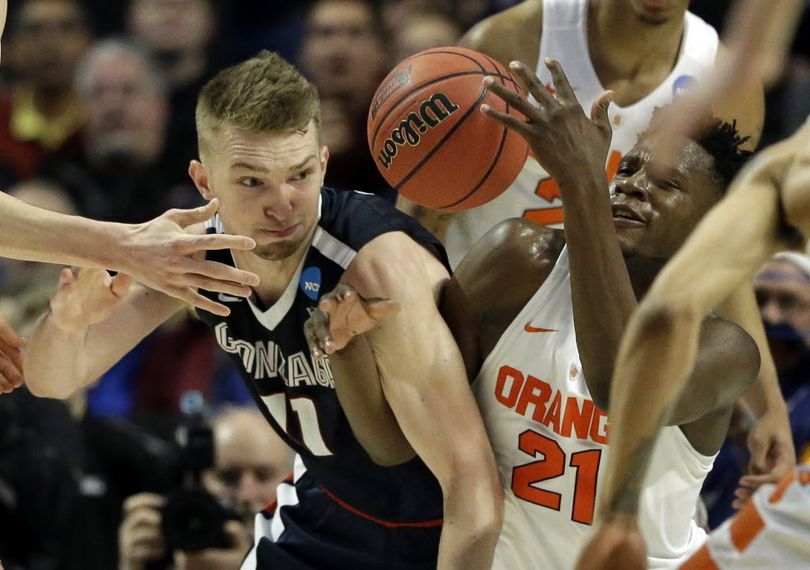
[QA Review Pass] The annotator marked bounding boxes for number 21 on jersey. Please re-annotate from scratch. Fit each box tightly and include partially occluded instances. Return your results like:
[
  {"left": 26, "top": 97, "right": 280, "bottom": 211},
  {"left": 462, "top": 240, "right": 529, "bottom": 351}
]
[{"left": 511, "top": 429, "right": 602, "bottom": 525}]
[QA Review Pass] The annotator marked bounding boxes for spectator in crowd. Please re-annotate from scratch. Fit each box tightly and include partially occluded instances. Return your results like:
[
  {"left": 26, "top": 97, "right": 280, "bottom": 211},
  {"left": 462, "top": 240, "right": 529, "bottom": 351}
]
[
  {"left": 391, "top": 8, "right": 461, "bottom": 63},
  {"left": 755, "top": 253, "right": 810, "bottom": 463},
  {"left": 127, "top": 0, "right": 218, "bottom": 177},
  {"left": 0, "top": 0, "right": 91, "bottom": 186},
  {"left": 299, "top": 0, "right": 394, "bottom": 200},
  {"left": 44, "top": 39, "right": 197, "bottom": 223},
  {"left": 118, "top": 407, "right": 293, "bottom": 570}
]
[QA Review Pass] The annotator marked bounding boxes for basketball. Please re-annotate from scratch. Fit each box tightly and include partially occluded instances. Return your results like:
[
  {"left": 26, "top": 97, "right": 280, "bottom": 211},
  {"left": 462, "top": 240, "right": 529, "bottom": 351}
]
[{"left": 367, "top": 47, "right": 529, "bottom": 211}]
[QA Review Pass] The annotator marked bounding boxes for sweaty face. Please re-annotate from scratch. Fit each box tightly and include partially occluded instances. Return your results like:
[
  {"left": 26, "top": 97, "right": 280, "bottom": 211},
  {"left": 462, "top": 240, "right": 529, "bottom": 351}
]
[
  {"left": 608, "top": 139, "right": 720, "bottom": 260},
  {"left": 200, "top": 123, "right": 327, "bottom": 261},
  {"left": 628, "top": 0, "right": 690, "bottom": 25}
]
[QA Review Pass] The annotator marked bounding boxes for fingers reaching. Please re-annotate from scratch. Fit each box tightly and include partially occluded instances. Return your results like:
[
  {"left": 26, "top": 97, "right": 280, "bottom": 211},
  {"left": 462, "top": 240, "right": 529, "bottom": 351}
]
[
  {"left": 544, "top": 58, "right": 578, "bottom": 104},
  {"left": 167, "top": 198, "right": 219, "bottom": 228},
  {"left": 591, "top": 90, "right": 614, "bottom": 131},
  {"left": 180, "top": 232, "right": 257, "bottom": 255},
  {"left": 509, "top": 60, "right": 555, "bottom": 108}
]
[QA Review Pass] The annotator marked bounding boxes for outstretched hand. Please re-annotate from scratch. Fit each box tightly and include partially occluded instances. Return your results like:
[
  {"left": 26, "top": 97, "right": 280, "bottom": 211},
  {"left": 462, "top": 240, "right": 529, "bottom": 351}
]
[
  {"left": 0, "top": 313, "right": 25, "bottom": 393},
  {"left": 305, "top": 284, "right": 400, "bottom": 357},
  {"left": 116, "top": 199, "right": 260, "bottom": 317},
  {"left": 734, "top": 405, "right": 796, "bottom": 508},
  {"left": 481, "top": 58, "right": 613, "bottom": 181},
  {"left": 574, "top": 515, "right": 646, "bottom": 570},
  {"left": 50, "top": 268, "right": 135, "bottom": 334}
]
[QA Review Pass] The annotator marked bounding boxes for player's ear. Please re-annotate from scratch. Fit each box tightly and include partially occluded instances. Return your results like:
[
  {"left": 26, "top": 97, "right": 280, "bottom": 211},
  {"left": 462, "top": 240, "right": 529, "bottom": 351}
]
[
  {"left": 189, "top": 160, "right": 214, "bottom": 200},
  {"left": 319, "top": 145, "right": 330, "bottom": 186}
]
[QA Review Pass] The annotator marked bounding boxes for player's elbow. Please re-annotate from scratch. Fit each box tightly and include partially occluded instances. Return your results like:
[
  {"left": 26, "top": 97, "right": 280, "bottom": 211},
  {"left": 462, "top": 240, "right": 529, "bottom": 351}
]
[
  {"left": 442, "top": 452, "right": 504, "bottom": 541},
  {"left": 24, "top": 358, "right": 84, "bottom": 400},
  {"left": 25, "top": 375, "right": 79, "bottom": 400}
]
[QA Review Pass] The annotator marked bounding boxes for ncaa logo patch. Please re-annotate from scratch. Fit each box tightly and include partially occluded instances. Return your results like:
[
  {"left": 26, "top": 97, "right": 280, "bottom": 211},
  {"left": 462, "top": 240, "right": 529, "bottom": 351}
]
[
  {"left": 672, "top": 75, "right": 696, "bottom": 97},
  {"left": 300, "top": 267, "right": 322, "bottom": 300}
]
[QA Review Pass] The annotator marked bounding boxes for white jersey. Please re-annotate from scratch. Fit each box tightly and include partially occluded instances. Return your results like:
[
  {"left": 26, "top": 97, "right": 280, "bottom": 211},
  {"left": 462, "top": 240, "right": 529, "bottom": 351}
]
[
  {"left": 681, "top": 465, "right": 810, "bottom": 569},
  {"left": 444, "top": 0, "right": 719, "bottom": 267},
  {"left": 474, "top": 247, "right": 716, "bottom": 570}
]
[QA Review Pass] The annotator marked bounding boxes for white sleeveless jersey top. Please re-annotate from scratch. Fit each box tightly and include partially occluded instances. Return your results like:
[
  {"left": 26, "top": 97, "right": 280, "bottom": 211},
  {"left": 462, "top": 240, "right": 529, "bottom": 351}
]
[
  {"left": 473, "top": 247, "right": 716, "bottom": 569},
  {"left": 685, "top": 465, "right": 810, "bottom": 569},
  {"left": 444, "top": 0, "right": 719, "bottom": 268}
]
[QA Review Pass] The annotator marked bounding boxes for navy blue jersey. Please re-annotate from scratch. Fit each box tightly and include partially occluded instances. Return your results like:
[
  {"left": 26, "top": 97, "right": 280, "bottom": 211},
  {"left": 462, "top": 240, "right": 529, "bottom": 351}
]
[{"left": 199, "top": 188, "right": 449, "bottom": 525}]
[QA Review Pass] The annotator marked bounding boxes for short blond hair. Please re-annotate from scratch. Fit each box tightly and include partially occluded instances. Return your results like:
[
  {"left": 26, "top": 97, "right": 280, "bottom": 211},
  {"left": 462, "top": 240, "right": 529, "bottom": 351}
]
[{"left": 196, "top": 50, "right": 321, "bottom": 158}]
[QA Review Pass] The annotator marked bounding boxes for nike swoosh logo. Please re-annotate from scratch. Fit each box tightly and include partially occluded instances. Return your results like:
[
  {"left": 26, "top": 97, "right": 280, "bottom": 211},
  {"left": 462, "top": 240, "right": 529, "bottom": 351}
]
[
  {"left": 217, "top": 293, "right": 243, "bottom": 303},
  {"left": 524, "top": 323, "right": 557, "bottom": 333}
]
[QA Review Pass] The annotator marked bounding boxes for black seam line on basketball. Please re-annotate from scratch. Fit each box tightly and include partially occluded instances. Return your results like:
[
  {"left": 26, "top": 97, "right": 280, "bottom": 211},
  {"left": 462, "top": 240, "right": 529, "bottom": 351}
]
[
  {"left": 371, "top": 70, "right": 513, "bottom": 148},
  {"left": 393, "top": 88, "right": 490, "bottom": 193},
  {"left": 371, "top": 49, "right": 487, "bottom": 144},
  {"left": 438, "top": 61, "right": 512, "bottom": 209},
  {"left": 438, "top": 110, "right": 510, "bottom": 209},
  {"left": 418, "top": 49, "right": 487, "bottom": 72}
]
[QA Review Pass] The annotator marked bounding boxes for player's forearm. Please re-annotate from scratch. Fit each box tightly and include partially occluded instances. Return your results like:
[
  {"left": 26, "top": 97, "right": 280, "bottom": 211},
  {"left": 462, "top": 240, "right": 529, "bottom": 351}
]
[
  {"left": 24, "top": 312, "right": 92, "bottom": 399},
  {"left": 557, "top": 168, "right": 638, "bottom": 407},
  {"left": 0, "top": 192, "right": 126, "bottom": 269},
  {"left": 716, "top": 284, "right": 786, "bottom": 417},
  {"left": 600, "top": 300, "right": 703, "bottom": 517},
  {"left": 438, "top": 477, "right": 503, "bottom": 570}
]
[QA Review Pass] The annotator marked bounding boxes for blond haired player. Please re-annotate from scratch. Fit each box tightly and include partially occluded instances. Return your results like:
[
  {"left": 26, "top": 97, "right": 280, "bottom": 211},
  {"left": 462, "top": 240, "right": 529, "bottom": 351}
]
[
  {"left": 0, "top": 0, "right": 259, "bottom": 392},
  {"left": 22, "top": 51, "right": 501, "bottom": 570}
]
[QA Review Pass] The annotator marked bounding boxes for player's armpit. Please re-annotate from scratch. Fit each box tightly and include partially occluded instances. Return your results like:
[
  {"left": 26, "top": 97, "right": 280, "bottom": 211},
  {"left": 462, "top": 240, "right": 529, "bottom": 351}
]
[{"left": 343, "top": 232, "right": 503, "bottom": 570}]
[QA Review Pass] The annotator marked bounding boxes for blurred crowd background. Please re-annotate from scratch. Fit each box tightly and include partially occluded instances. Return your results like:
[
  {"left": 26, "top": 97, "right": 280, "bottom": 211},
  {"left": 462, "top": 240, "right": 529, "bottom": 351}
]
[{"left": 0, "top": 1, "right": 808, "bottom": 569}]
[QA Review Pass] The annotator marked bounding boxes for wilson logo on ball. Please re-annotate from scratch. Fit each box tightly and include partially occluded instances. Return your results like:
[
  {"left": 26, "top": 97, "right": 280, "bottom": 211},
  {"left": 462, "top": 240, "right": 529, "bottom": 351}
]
[{"left": 377, "top": 92, "right": 460, "bottom": 170}]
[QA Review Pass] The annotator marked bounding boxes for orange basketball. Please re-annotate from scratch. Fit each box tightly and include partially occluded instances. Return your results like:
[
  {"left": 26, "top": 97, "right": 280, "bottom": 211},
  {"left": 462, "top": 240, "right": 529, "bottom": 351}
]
[{"left": 367, "top": 47, "right": 529, "bottom": 211}]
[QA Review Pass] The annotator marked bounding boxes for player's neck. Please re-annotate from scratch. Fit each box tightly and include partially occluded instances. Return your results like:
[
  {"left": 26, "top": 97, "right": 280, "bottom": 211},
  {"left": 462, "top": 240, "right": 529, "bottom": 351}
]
[
  {"left": 624, "top": 255, "right": 664, "bottom": 296},
  {"left": 233, "top": 239, "right": 312, "bottom": 307},
  {"left": 588, "top": 0, "right": 685, "bottom": 83}
]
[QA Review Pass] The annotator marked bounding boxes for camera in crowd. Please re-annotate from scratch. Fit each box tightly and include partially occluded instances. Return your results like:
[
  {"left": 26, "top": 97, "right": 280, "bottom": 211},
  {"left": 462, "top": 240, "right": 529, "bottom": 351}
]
[{"left": 161, "top": 392, "right": 239, "bottom": 553}]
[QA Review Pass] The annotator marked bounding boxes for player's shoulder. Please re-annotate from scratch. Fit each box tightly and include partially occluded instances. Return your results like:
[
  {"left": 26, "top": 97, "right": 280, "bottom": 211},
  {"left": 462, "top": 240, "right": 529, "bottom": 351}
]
[
  {"left": 320, "top": 187, "right": 448, "bottom": 264},
  {"left": 456, "top": 218, "right": 563, "bottom": 297},
  {"left": 459, "top": 0, "right": 542, "bottom": 68}
]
